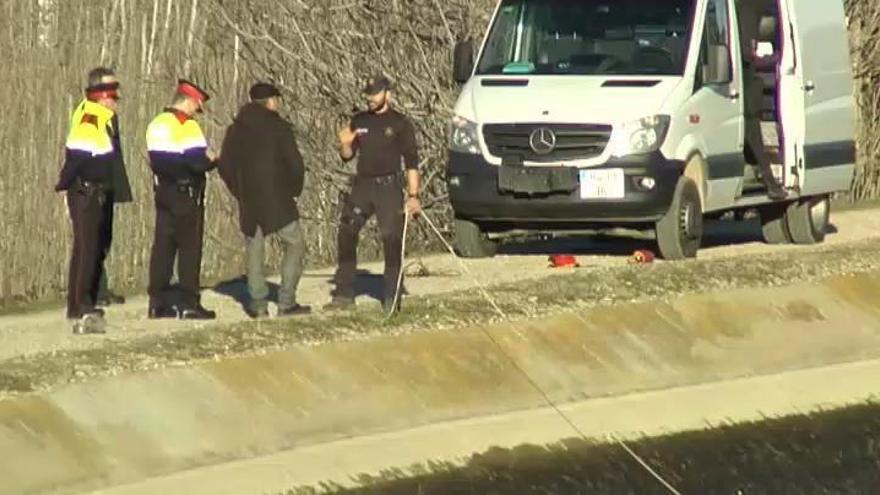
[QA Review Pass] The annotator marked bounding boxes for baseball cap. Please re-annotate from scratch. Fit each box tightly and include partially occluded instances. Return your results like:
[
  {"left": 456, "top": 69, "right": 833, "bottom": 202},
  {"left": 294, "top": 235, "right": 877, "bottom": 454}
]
[
  {"left": 362, "top": 74, "right": 392, "bottom": 95},
  {"left": 249, "top": 82, "right": 282, "bottom": 100}
]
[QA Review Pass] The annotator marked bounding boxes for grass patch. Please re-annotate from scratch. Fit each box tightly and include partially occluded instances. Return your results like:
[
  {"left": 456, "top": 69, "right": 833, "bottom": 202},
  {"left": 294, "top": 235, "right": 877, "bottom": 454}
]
[
  {"left": 3, "top": 239, "right": 880, "bottom": 396},
  {"left": 0, "top": 296, "right": 66, "bottom": 318}
]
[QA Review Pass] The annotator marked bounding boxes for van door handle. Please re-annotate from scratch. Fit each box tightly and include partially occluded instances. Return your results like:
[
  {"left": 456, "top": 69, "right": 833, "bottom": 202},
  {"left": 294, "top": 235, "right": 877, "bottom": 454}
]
[
  {"left": 803, "top": 81, "right": 816, "bottom": 92},
  {"left": 728, "top": 89, "right": 740, "bottom": 101}
]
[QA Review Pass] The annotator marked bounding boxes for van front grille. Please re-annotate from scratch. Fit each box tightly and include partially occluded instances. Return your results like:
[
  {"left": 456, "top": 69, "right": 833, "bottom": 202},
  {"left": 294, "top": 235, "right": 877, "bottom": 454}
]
[{"left": 483, "top": 123, "right": 612, "bottom": 162}]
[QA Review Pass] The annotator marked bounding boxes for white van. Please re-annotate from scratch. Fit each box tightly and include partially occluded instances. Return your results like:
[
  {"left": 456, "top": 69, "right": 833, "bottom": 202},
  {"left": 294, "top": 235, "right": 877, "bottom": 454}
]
[{"left": 447, "top": 0, "right": 856, "bottom": 259}]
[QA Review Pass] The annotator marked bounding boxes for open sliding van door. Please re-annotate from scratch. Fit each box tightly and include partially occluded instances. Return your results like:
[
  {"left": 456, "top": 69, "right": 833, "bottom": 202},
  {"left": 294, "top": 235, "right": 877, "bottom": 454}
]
[{"left": 778, "top": 0, "right": 856, "bottom": 195}]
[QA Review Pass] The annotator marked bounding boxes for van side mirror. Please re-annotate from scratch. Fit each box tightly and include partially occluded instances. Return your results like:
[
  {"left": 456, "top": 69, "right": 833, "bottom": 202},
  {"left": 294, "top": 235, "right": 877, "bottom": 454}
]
[
  {"left": 453, "top": 38, "right": 475, "bottom": 84},
  {"left": 704, "top": 45, "right": 731, "bottom": 85}
]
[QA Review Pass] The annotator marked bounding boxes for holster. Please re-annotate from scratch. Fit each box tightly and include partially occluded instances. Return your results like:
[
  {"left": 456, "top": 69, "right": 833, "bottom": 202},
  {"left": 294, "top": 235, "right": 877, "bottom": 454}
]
[{"left": 73, "top": 179, "right": 109, "bottom": 205}]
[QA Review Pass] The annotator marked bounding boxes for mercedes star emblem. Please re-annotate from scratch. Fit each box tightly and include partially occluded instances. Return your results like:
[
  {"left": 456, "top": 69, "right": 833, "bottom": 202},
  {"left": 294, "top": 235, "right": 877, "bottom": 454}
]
[{"left": 529, "top": 127, "right": 557, "bottom": 155}]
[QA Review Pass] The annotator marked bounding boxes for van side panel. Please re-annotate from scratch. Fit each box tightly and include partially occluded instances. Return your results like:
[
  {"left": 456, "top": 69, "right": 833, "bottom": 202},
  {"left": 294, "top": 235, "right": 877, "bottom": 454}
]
[{"left": 787, "top": 0, "right": 856, "bottom": 195}]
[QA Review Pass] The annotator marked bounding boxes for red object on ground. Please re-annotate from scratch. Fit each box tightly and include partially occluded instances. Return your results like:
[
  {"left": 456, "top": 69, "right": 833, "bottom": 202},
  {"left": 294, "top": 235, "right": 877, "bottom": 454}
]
[
  {"left": 549, "top": 254, "right": 579, "bottom": 268},
  {"left": 631, "top": 250, "right": 656, "bottom": 264}
]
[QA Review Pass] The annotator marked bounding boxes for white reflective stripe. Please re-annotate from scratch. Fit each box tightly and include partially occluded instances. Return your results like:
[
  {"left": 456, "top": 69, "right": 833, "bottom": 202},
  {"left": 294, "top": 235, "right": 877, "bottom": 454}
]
[
  {"left": 66, "top": 139, "right": 113, "bottom": 156},
  {"left": 179, "top": 137, "right": 208, "bottom": 149},
  {"left": 148, "top": 143, "right": 186, "bottom": 153}
]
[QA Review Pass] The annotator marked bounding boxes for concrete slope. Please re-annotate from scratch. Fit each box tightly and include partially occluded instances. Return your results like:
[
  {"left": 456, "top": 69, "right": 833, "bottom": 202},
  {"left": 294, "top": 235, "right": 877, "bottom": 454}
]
[{"left": 2, "top": 271, "right": 880, "bottom": 494}]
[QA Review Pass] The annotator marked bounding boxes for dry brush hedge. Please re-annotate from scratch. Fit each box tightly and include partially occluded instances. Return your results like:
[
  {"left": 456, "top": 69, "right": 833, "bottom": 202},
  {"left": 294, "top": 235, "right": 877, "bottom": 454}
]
[{"left": 0, "top": 0, "right": 877, "bottom": 305}]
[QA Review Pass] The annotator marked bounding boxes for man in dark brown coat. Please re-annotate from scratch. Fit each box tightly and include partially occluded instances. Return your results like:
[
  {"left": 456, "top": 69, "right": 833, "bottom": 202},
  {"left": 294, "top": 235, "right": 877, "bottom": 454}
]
[{"left": 219, "top": 82, "right": 310, "bottom": 318}]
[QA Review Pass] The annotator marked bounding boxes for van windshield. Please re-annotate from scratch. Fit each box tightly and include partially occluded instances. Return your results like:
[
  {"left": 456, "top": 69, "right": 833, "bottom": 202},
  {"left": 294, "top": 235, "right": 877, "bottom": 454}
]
[{"left": 477, "top": 0, "right": 697, "bottom": 76}]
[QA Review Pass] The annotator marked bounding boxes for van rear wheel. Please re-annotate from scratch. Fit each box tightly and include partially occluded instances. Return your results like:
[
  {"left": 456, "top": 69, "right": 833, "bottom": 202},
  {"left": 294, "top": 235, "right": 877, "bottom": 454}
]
[
  {"left": 656, "top": 177, "right": 702, "bottom": 260},
  {"left": 759, "top": 204, "right": 792, "bottom": 244},
  {"left": 786, "top": 195, "right": 830, "bottom": 245},
  {"left": 454, "top": 219, "right": 498, "bottom": 258}
]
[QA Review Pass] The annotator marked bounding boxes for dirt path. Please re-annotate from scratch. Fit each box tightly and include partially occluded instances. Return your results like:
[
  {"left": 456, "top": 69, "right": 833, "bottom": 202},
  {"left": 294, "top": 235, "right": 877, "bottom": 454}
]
[{"left": 2, "top": 207, "right": 880, "bottom": 362}]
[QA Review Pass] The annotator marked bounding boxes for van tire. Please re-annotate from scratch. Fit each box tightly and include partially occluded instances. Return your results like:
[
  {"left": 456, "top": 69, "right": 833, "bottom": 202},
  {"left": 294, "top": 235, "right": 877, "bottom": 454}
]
[
  {"left": 786, "top": 195, "right": 830, "bottom": 245},
  {"left": 454, "top": 219, "right": 498, "bottom": 258},
  {"left": 656, "top": 177, "right": 702, "bottom": 260},
  {"left": 759, "top": 204, "right": 792, "bottom": 244}
]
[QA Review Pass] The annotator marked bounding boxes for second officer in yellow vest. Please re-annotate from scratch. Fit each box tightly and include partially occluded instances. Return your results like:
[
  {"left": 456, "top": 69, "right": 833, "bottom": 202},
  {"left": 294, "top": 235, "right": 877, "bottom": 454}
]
[{"left": 146, "top": 80, "right": 218, "bottom": 319}]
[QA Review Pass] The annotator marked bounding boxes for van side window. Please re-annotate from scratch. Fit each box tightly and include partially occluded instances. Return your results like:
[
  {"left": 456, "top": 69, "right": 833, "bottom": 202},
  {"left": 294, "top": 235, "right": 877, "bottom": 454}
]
[{"left": 696, "top": 0, "right": 732, "bottom": 89}]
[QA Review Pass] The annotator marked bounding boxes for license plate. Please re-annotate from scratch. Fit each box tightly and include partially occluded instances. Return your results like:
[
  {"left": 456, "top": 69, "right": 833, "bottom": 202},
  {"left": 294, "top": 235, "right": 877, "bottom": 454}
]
[{"left": 579, "top": 168, "right": 625, "bottom": 199}]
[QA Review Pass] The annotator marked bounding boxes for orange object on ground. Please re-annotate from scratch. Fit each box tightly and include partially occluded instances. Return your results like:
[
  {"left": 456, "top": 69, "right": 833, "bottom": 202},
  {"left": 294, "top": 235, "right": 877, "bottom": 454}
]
[
  {"left": 549, "top": 254, "right": 579, "bottom": 268},
  {"left": 631, "top": 250, "right": 656, "bottom": 264}
]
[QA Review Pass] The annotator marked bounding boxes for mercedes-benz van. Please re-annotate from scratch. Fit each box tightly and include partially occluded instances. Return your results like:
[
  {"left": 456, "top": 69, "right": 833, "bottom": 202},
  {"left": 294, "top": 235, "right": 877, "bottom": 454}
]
[{"left": 447, "top": 0, "right": 856, "bottom": 259}]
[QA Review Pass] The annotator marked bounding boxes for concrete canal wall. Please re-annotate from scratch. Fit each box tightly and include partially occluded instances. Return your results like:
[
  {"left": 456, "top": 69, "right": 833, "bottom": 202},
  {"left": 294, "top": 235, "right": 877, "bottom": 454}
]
[{"left": 3, "top": 271, "right": 880, "bottom": 494}]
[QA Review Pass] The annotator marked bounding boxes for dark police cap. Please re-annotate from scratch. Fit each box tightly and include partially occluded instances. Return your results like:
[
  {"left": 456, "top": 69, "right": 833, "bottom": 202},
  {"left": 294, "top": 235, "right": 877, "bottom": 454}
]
[
  {"left": 249, "top": 82, "right": 281, "bottom": 100},
  {"left": 362, "top": 74, "right": 392, "bottom": 95}
]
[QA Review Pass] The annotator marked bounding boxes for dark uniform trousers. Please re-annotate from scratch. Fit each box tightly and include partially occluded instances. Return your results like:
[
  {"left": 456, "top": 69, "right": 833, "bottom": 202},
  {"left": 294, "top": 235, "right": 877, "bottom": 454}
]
[
  {"left": 334, "top": 174, "right": 405, "bottom": 301},
  {"left": 148, "top": 183, "right": 206, "bottom": 310},
  {"left": 743, "top": 71, "right": 776, "bottom": 184},
  {"left": 66, "top": 183, "right": 108, "bottom": 318},
  {"left": 90, "top": 194, "right": 115, "bottom": 302}
]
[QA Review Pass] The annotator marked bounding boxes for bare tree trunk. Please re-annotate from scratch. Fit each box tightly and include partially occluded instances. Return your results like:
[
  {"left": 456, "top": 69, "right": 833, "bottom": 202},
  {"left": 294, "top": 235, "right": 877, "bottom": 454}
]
[{"left": 184, "top": 0, "right": 200, "bottom": 75}]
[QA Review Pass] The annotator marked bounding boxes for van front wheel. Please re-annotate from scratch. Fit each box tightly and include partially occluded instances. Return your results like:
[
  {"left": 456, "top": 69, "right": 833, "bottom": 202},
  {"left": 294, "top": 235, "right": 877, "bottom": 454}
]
[
  {"left": 454, "top": 219, "right": 498, "bottom": 258},
  {"left": 786, "top": 195, "right": 830, "bottom": 245},
  {"left": 656, "top": 177, "right": 702, "bottom": 260}
]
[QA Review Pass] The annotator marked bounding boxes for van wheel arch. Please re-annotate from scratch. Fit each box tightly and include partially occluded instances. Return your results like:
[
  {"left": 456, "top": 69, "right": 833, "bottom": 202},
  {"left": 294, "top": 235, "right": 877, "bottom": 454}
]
[{"left": 681, "top": 152, "right": 707, "bottom": 210}]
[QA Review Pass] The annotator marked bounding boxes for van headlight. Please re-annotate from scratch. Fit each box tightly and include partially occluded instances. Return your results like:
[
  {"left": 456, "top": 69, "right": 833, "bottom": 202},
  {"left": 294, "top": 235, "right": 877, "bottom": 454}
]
[
  {"left": 609, "top": 115, "right": 671, "bottom": 158},
  {"left": 449, "top": 116, "right": 481, "bottom": 155}
]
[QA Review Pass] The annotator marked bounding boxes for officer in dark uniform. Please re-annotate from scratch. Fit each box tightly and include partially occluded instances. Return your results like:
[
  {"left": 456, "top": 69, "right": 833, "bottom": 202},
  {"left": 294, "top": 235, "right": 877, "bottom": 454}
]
[
  {"left": 326, "top": 75, "right": 422, "bottom": 313},
  {"left": 85, "top": 67, "right": 133, "bottom": 307},
  {"left": 145, "top": 79, "right": 217, "bottom": 320},
  {"left": 736, "top": 2, "right": 786, "bottom": 200},
  {"left": 55, "top": 79, "right": 123, "bottom": 333}
]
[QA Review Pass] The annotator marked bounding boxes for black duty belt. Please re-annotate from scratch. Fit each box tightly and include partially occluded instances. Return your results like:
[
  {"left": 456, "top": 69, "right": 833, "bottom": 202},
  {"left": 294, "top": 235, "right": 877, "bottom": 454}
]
[
  {"left": 355, "top": 173, "right": 401, "bottom": 186},
  {"left": 74, "top": 179, "right": 109, "bottom": 194},
  {"left": 72, "top": 179, "right": 109, "bottom": 205},
  {"left": 154, "top": 177, "right": 206, "bottom": 205}
]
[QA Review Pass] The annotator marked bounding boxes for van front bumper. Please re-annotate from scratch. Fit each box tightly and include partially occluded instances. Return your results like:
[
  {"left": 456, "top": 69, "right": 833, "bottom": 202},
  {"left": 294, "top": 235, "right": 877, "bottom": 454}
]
[{"left": 447, "top": 151, "right": 685, "bottom": 225}]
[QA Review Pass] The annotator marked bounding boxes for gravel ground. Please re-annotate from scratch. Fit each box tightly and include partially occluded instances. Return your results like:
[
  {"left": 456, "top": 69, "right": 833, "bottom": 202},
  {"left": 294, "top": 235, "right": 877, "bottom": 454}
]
[{"left": 2, "top": 208, "right": 880, "bottom": 397}]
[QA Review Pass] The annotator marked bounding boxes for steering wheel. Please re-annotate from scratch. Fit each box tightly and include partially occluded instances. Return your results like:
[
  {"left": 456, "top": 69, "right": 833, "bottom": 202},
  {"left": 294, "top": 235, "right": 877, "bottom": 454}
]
[
  {"left": 594, "top": 55, "right": 627, "bottom": 74},
  {"left": 631, "top": 46, "right": 676, "bottom": 74}
]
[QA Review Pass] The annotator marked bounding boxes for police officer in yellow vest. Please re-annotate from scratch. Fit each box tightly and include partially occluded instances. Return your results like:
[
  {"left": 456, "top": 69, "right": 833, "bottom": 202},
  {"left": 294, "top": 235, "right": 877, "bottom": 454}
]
[
  {"left": 146, "top": 80, "right": 218, "bottom": 320},
  {"left": 55, "top": 79, "right": 122, "bottom": 333}
]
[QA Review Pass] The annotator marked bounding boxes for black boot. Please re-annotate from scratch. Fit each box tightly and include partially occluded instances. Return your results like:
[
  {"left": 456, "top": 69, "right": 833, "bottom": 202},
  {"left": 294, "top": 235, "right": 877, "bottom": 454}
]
[
  {"left": 96, "top": 290, "right": 126, "bottom": 307},
  {"left": 278, "top": 304, "right": 312, "bottom": 317},
  {"left": 148, "top": 306, "right": 177, "bottom": 319},
  {"left": 72, "top": 313, "right": 107, "bottom": 335},
  {"left": 177, "top": 304, "right": 217, "bottom": 320},
  {"left": 244, "top": 304, "right": 269, "bottom": 319},
  {"left": 383, "top": 297, "right": 401, "bottom": 315},
  {"left": 323, "top": 297, "right": 355, "bottom": 311},
  {"left": 766, "top": 180, "right": 787, "bottom": 200}
]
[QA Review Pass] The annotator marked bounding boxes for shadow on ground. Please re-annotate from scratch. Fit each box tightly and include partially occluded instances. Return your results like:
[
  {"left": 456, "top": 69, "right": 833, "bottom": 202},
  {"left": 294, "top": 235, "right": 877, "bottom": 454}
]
[
  {"left": 288, "top": 402, "right": 879, "bottom": 495},
  {"left": 212, "top": 270, "right": 391, "bottom": 308},
  {"left": 212, "top": 276, "right": 280, "bottom": 313}
]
